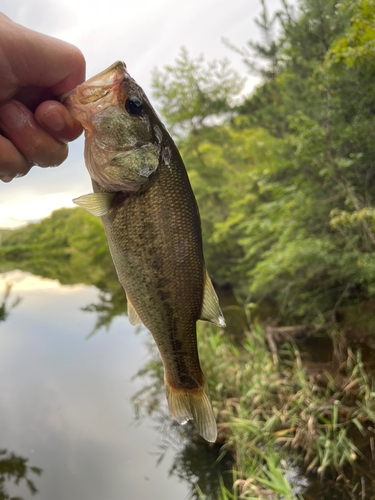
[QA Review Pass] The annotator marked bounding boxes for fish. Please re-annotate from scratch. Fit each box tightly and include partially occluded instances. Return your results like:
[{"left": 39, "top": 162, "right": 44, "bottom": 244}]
[{"left": 62, "top": 61, "right": 225, "bottom": 443}]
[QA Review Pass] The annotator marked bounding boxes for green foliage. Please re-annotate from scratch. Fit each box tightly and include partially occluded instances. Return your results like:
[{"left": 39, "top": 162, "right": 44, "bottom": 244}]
[
  {"left": 151, "top": 47, "right": 245, "bottom": 136},
  {"left": 327, "top": 0, "right": 375, "bottom": 67},
  {"left": 0, "top": 449, "right": 42, "bottom": 500},
  {"left": 0, "top": 207, "right": 111, "bottom": 283},
  {"left": 151, "top": 0, "right": 375, "bottom": 322},
  {"left": 133, "top": 320, "right": 375, "bottom": 498},
  {"left": 0, "top": 208, "right": 126, "bottom": 331}
]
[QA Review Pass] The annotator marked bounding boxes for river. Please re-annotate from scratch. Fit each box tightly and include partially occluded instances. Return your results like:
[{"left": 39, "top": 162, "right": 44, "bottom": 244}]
[{"left": 0, "top": 270, "right": 225, "bottom": 500}]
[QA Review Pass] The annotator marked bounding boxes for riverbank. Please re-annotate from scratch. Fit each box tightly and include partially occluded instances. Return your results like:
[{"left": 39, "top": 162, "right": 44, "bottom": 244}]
[{"left": 133, "top": 320, "right": 375, "bottom": 499}]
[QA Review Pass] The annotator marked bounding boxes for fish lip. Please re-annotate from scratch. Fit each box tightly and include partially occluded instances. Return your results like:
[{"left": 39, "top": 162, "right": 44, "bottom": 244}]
[
  {"left": 60, "top": 61, "right": 127, "bottom": 106},
  {"left": 84, "top": 61, "right": 127, "bottom": 87}
]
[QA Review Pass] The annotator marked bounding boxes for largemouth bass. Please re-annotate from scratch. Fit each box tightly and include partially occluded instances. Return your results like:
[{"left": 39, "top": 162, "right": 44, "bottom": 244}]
[{"left": 63, "top": 62, "right": 225, "bottom": 442}]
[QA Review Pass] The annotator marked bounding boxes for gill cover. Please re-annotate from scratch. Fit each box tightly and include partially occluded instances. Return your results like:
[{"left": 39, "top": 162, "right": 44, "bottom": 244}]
[{"left": 63, "top": 61, "right": 160, "bottom": 192}]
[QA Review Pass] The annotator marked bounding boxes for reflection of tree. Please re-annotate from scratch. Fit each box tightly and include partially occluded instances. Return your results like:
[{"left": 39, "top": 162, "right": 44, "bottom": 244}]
[
  {"left": 2, "top": 252, "right": 126, "bottom": 335},
  {"left": 0, "top": 207, "right": 128, "bottom": 335},
  {"left": 0, "top": 284, "right": 21, "bottom": 322},
  {"left": 169, "top": 440, "right": 233, "bottom": 500},
  {"left": 82, "top": 280, "right": 128, "bottom": 337},
  {"left": 0, "top": 449, "right": 42, "bottom": 500},
  {"left": 154, "top": 417, "right": 233, "bottom": 500},
  {"left": 132, "top": 335, "right": 165, "bottom": 418},
  {"left": 18, "top": 252, "right": 127, "bottom": 337},
  {"left": 135, "top": 410, "right": 232, "bottom": 500},
  {"left": 132, "top": 335, "right": 233, "bottom": 500}
]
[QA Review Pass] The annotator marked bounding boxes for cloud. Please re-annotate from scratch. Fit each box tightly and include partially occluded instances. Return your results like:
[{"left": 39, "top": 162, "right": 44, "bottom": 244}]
[
  {"left": 0, "top": 0, "right": 289, "bottom": 227},
  {"left": 0, "top": 0, "right": 77, "bottom": 34},
  {"left": 0, "top": 136, "right": 92, "bottom": 227}
]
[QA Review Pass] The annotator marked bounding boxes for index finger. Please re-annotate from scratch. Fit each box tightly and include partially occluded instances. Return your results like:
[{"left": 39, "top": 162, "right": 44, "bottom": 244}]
[{"left": 0, "top": 13, "right": 86, "bottom": 99}]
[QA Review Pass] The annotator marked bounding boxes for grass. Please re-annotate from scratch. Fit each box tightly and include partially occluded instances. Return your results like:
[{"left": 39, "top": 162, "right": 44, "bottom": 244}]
[{"left": 132, "top": 320, "right": 375, "bottom": 499}]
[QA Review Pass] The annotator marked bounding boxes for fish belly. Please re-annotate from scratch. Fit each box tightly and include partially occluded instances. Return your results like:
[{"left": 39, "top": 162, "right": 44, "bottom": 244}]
[{"left": 93, "top": 161, "right": 217, "bottom": 441}]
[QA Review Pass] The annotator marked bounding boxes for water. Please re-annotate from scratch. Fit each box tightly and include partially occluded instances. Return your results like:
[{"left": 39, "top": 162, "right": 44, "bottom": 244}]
[
  {"left": 4, "top": 266, "right": 370, "bottom": 499},
  {"left": 0, "top": 270, "right": 212, "bottom": 500}
]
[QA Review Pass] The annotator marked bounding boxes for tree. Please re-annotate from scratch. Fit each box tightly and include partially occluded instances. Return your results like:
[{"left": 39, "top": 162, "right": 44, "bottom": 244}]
[
  {"left": 151, "top": 47, "right": 244, "bottom": 136},
  {"left": 151, "top": 0, "right": 375, "bottom": 322}
]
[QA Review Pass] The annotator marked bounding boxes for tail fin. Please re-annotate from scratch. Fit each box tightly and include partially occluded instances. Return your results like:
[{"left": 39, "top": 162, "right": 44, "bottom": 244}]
[{"left": 165, "top": 380, "right": 217, "bottom": 443}]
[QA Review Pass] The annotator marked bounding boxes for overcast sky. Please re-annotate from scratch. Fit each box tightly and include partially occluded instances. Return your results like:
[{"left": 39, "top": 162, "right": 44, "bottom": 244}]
[{"left": 0, "top": 0, "right": 288, "bottom": 228}]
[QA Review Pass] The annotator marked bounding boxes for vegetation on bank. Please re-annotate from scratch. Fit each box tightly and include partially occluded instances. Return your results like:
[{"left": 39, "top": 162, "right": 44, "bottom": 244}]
[
  {"left": 134, "top": 0, "right": 375, "bottom": 495},
  {"left": 152, "top": 0, "right": 375, "bottom": 326},
  {"left": 133, "top": 322, "right": 375, "bottom": 499}
]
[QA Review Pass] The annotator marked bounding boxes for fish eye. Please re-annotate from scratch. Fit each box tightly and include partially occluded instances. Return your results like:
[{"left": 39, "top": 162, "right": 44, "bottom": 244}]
[{"left": 125, "top": 96, "right": 143, "bottom": 116}]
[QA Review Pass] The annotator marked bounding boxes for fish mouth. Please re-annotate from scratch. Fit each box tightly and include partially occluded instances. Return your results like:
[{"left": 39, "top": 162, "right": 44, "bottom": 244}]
[
  {"left": 61, "top": 61, "right": 128, "bottom": 125},
  {"left": 84, "top": 61, "right": 127, "bottom": 87},
  {"left": 61, "top": 61, "right": 127, "bottom": 109}
]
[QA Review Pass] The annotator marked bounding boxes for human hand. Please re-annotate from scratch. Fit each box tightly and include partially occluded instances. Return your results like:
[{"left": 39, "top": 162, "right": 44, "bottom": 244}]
[{"left": 0, "top": 13, "right": 86, "bottom": 182}]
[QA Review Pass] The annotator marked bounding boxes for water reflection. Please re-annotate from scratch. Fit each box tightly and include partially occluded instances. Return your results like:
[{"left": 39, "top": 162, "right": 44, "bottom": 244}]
[
  {"left": 0, "top": 448, "right": 42, "bottom": 499},
  {"left": 2, "top": 254, "right": 375, "bottom": 498},
  {"left": 0, "top": 270, "right": 219, "bottom": 500},
  {"left": 1, "top": 249, "right": 125, "bottom": 335},
  {"left": 0, "top": 283, "right": 21, "bottom": 322},
  {"left": 82, "top": 283, "right": 127, "bottom": 338},
  {"left": 152, "top": 417, "right": 233, "bottom": 500},
  {"left": 132, "top": 336, "right": 232, "bottom": 499}
]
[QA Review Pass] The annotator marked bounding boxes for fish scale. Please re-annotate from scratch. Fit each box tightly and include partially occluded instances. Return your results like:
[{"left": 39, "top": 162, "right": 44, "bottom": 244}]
[
  {"left": 63, "top": 61, "right": 225, "bottom": 442},
  {"left": 96, "top": 154, "right": 204, "bottom": 388}
]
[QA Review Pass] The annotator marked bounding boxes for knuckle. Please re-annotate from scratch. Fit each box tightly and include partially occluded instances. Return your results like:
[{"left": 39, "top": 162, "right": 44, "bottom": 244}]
[
  {"left": 51, "top": 143, "right": 69, "bottom": 166},
  {"left": 27, "top": 136, "right": 68, "bottom": 168},
  {"left": 45, "top": 142, "right": 68, "bottom": 167},
  {"left": 0, "top": 136, "right": 32, "bottom": 181}
]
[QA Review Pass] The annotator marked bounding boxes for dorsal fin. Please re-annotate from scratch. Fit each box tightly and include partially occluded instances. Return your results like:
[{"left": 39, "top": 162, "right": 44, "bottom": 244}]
[
  {"left": 126, "top": 295, "right": 143, "bottom": 326},
  {"left": 73, "top": 192, "right": 115, "bottom": 216},
  {"left": 200, "top": 270, "right": 226, "bottom": 328}
]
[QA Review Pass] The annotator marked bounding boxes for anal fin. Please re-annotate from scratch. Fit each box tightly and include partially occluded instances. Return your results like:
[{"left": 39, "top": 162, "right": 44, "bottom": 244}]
[
  {"left": 200, "top": 270, "right": 226, "bottom": 328},
  {"left": 126, "top": 295, "right": 143, "bottom": 326}
]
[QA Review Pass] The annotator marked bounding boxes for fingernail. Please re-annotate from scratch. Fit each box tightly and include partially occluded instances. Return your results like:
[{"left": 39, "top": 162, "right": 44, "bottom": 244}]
[
  {"left": 40, "top": 110, "right": 65, "bottom": 132},
  {"left": 0, "top": 102, "right": 26, "bottom": 129}
]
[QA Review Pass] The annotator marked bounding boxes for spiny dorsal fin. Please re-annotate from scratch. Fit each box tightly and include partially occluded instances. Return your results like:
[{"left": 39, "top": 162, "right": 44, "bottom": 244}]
[
  {"left": 200, "top": 270, "right": 226, "bottom": 328},
  {"left": 73, "top": 192, "right": 115, "bottom": 216},
  {"left": 126, "top": 295, "right": 142, "bottom": 326}
]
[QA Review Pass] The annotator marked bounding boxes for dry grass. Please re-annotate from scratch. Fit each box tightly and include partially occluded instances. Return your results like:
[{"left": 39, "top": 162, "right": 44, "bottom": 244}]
[{"left": 133, "top": 321, "right": 375, "bottom": 499}]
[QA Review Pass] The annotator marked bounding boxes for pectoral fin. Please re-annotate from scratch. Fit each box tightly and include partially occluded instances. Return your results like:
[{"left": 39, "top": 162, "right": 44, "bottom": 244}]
[
  {"left": 73, "top": 192, "right": 115, "bottom": 216},
  {"left": 126, "top": 295, "right": 143, "bottom": 326},
  {"left": 200, "top": 271, "right": 226, "bottom": 328}
]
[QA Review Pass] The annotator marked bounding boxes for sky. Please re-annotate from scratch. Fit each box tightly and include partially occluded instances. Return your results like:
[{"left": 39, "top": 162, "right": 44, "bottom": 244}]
[{"left": 0, "top": 0, "right": 288, "bottom": 229}]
